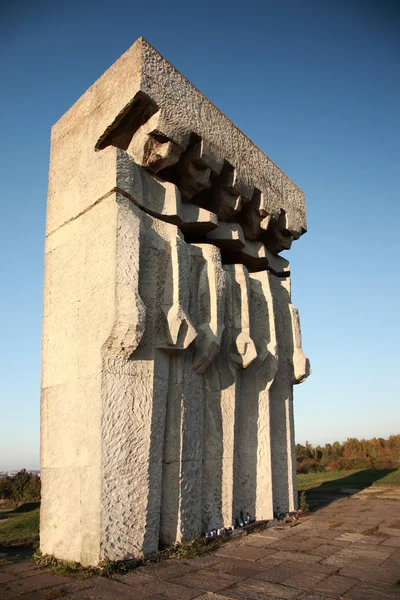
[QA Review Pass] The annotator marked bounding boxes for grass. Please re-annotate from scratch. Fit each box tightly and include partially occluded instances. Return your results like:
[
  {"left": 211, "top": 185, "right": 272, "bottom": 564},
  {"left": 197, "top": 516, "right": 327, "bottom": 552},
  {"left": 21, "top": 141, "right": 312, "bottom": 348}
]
[
  {"left": 297, "top": 468, "right": 400, "bottom": 492},
  {"left": 33, "top": 550, "right": 117, "bottom": 579},
  {"left": 0, "top": 503, "right": 40, "bottom": 548},
  {"left": 298, "top": 490, "right": 310, "bottom": 514},
  {"left": 155, "top": 534, "right": 227, "bottom": 562},
  {"left": 362, "top": 526, "right": 388, "bottom": 538},
  {"left": 388, "top": 520, "right": 400, "bottom": 529},
  {"left": 32, "top": 535, "right": 229, "bottom": 579}
]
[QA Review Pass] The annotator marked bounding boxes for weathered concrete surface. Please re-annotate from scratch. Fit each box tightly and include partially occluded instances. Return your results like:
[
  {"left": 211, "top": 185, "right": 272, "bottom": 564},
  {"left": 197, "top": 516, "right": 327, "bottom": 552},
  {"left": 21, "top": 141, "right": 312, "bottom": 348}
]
[
  {"left": 41, "top": 38, "right": 310, "bottom": 565},
  {"left": 3, "top": 491, "right": 400, "bottom": 599}
]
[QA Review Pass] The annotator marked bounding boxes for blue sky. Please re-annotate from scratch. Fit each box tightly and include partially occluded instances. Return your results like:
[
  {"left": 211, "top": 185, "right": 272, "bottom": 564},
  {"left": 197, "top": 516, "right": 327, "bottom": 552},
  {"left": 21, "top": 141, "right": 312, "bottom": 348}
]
[{"left": 1, "top": 1, "right": 399, "bottom": 470}]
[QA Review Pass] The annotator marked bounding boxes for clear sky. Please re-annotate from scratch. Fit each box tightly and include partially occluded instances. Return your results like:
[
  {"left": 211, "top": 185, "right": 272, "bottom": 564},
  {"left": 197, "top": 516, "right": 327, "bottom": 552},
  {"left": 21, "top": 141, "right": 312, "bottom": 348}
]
[{"left": 1, "top": 1, "right": 399, "bottom": 470}]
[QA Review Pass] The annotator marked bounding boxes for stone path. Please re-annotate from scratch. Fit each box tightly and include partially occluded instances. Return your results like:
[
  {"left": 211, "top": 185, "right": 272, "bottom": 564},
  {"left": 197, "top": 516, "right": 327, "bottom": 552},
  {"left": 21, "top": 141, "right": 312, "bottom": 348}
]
[{"left": 1, "top": 490, "right": 400, "bottom": 599}]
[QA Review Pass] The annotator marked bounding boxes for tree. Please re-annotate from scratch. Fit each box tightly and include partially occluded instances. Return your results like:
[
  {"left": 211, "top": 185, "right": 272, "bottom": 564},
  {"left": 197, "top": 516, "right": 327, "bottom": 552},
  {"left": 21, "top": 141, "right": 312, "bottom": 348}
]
[
  {"left": 23, "top": 475, "right": 41, "bottom": 501},
  {"left": 0, "top": 476, "right": 13, "bottom": 499},
  {"left": 12, "top": 469, "right": 32, "bottom": 501}
]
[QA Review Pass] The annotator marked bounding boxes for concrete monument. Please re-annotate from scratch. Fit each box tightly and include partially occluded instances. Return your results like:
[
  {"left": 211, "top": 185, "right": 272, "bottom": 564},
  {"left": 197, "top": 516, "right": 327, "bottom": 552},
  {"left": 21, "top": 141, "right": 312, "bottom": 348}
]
[{"left": 41, "top": 38, "right": 310, "bottom": 566}]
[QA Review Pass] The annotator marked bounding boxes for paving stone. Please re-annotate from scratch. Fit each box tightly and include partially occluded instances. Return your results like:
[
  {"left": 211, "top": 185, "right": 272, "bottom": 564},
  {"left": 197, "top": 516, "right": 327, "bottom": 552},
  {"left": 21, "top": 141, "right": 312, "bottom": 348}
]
[
  {"left": 6, "top": 572, "right": 72, "bottom": 594},
  {"left": 353, "top": 533, "right": 387, "bottom": 545},
  {"left": 324, "top": 522, "right": 345, "bottom": 531},
  {"left": 113, "top": 571, "right": 159, "bottom": 586},
  {"left": 336, "top": 524, "right": 370, "bottom": 533},
  {"left": 305, "top": 536, "right": 349, "bottom": 547},
  {"left": 136, "top": 560, "right": 197, "bottom": 580},
  {"left": 312, "top": 574, "right": 359, "bottom": 595},
  {"left": 14, "top": 588, "right": 70, "bottom": 599},
  {"left": 83, "top": 591, "right": 169, "bottom": 600},
  {"left": 138, "top": 578, "right": 201, "bottom": 599},
  {"left": 0, "top": 572, "right": 17, "bottom": 584},
  {"left": 346, "top": 581, "right": 400, "bottom": 599},
  {"left": 194, "top": 594, "right": 234, "bottom": 600},
  {"left": 325, "top": 516, "right": 345, "bottom": 523},
  {"left": 257, "top": 527, "right": 294, "bottom": 539},
  {"left": 291, "top": 529, "right": 331, "bottom": 539},
  {"left": 268, "top": 539, "right": 322, "bottom": 553},
  {"left": 224, "top": 565, "right": 268, "bottom": 579},
  {"left": 308, "top": 544, "right": 342, "bottom": 558},
  {"left": 256, "top": 553, "right": 289, "bottom": 567},
  {"left": 249, "top": 561, "right": 302, "bottom": 584},
  {"left": 216, "top": 544, "right": 276, "bottom": 560},
  {"left": 383, "top": 549, "right": 400, "bottom": 567},
  {"left": 360, "top": 517, "right": 384, "bottom": 526},
  {"left": 292, "top": 523, "right": 327, "bottom": 535},
  {"left": 284, "top": 535, "right": 314, "bottom": 542},
  {"left": 0, "top": 587, "right": 21, "bottom": 600},
  {"left": 291, "top": 531, "right": 336, "bottom": 541},
  {"left": 235, "top": 578, "right": 301, "bottom": 598},
  {"left": 67, "top": 578, "right": 170, "bottom": 600},
  {"left": 0, "top": 559, "right": 41, "bottom": 576},
  {"left": 339, "top": 558, "right": 400, "bottom": 585},
  {"left": 53, "top": 577, "right": 98, "bottom": 595},
  {"left": 334, "top": 543, "right": 397, "bottom": 563},
  {"left": 320, "top": 553, "right": 355, "bottom": 568},
  {"left": 295, "top": 593, "right": 347, "bottom": 600},
  {"left": 256, "top": 561, "right": 336, "bottom": 586},
  {"left": 263, "top": 551, "right": 321, "bottom": 564},
  {"left": 184, "top": 554, "right": 225, "bottom": 568},
  {"left": 330, "top": 516, "right": 363, "bottom": 525},
  {"left": 240, "top": 535, "right": 280, "bottom": 547},
  {"left": 379, "top": 527, "right": 400, "bottom": 537},
  {"left": 207, "top": 557, "right": 266, "bottom": 578},
  {"left": 219, "top": 587, "right": 281, "bottom": 599},
  {"left": 170, "top": 569, "right": 242, "bottom": 592},
  {"left": 126, "top": 592, "right": 172, "bottom": 600},
  {"left": 274, "top": 569, "right": 330, "bottom": 591},
  {"left": 334, "top": 532, "right": 366, "bottom": 542},
  {"left": 381, "top": 537, "right": 400, "bottom": 547}
]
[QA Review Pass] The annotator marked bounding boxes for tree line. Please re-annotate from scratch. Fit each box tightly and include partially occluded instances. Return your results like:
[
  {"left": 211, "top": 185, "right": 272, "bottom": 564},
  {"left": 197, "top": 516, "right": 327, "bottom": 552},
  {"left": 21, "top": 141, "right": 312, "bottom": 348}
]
[
  {"left": 2, "top": 437, "right": 399, "bottom": 498},
  {"left": 0, "top": 470, "right": 41, "bottom": 503},
  {"left": 296, "top": 434, "right": 400, "bottom": 474}
]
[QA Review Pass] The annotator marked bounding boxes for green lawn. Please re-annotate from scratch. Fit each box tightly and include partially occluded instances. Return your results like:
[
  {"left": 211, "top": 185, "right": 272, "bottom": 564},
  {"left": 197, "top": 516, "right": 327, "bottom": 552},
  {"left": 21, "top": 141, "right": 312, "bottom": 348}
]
[
  {"left": 297, "top": 468, "right": 400, "bottom": 492},
  {"left": 0, "top": 502, "right": 40, "bottom": 548}
]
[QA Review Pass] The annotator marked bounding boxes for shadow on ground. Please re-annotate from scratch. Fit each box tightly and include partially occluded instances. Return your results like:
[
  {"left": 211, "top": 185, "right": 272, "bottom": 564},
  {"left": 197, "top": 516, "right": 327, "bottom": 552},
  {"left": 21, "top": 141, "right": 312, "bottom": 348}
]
[
  {"left": 0, "top": 546, "right": 36, "bottom": 560},
  {"left": 0, "top": 502, "right": 40, "bottom": 521},
  {"left": 299, "top": 468, "right": 397, "bottom": 511},
  {"left": 0, "top": 502, "right": 40, "bottom": 556}
]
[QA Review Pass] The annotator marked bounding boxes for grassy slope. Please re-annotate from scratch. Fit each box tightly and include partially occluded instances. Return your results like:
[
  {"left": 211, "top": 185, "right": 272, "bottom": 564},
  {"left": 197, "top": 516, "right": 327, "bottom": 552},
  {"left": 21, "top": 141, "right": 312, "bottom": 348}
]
[
  {"left": 0, "top": 503, "right": 40, "bottom": 547},
  {"left": 297, "top": 468, "right": 400, "bottom": 491}
]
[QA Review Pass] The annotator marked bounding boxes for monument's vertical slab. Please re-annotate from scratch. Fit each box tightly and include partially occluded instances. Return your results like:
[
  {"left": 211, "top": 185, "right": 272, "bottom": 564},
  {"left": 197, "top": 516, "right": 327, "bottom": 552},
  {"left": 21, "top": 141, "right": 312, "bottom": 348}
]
[{"left": 41, "top": 37, "right": 310, "bottom": 566}]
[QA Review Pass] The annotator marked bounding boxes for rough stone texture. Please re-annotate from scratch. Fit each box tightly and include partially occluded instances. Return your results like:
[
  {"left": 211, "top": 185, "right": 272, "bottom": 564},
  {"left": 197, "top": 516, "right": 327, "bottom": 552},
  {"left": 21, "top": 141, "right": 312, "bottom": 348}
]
[{"left": 41, "top": 37, "right": 310, "bottom": 565}]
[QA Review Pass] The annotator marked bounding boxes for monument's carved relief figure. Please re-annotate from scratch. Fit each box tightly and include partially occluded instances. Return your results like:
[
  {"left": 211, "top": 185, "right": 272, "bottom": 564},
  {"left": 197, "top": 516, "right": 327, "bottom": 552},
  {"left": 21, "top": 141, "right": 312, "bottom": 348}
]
[{"left": 41, "top": 38, "right": 310, "bottom": 565}]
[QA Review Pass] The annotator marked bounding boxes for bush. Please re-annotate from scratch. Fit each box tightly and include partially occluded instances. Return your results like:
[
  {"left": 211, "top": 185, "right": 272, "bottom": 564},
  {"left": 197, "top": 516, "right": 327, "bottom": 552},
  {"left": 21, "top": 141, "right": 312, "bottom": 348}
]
[
  {"left": 296, "top": 458, "right": 324, "bottom": 474},
  {"left": 0, "top": 477, "right": 13, "bottom": 500},
  {"left": 296, "top": 435, "right": 400, "bottom": 473},
  {"left": 0, "top": 470, "right": 41, "bottom": 503}
]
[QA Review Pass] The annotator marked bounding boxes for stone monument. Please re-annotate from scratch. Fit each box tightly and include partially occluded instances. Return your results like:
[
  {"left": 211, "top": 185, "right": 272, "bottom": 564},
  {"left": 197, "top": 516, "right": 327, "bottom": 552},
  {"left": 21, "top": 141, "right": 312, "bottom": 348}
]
[{"left": 41, "top": 38, "right": 310, "bottom": 566}]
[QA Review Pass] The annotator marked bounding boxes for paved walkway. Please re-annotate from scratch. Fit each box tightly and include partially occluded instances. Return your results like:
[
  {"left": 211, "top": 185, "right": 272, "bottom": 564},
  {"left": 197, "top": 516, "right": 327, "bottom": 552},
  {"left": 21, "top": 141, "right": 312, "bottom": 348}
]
[{"left": 1, "top": 489, "right": 400, "bottom": 600}]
